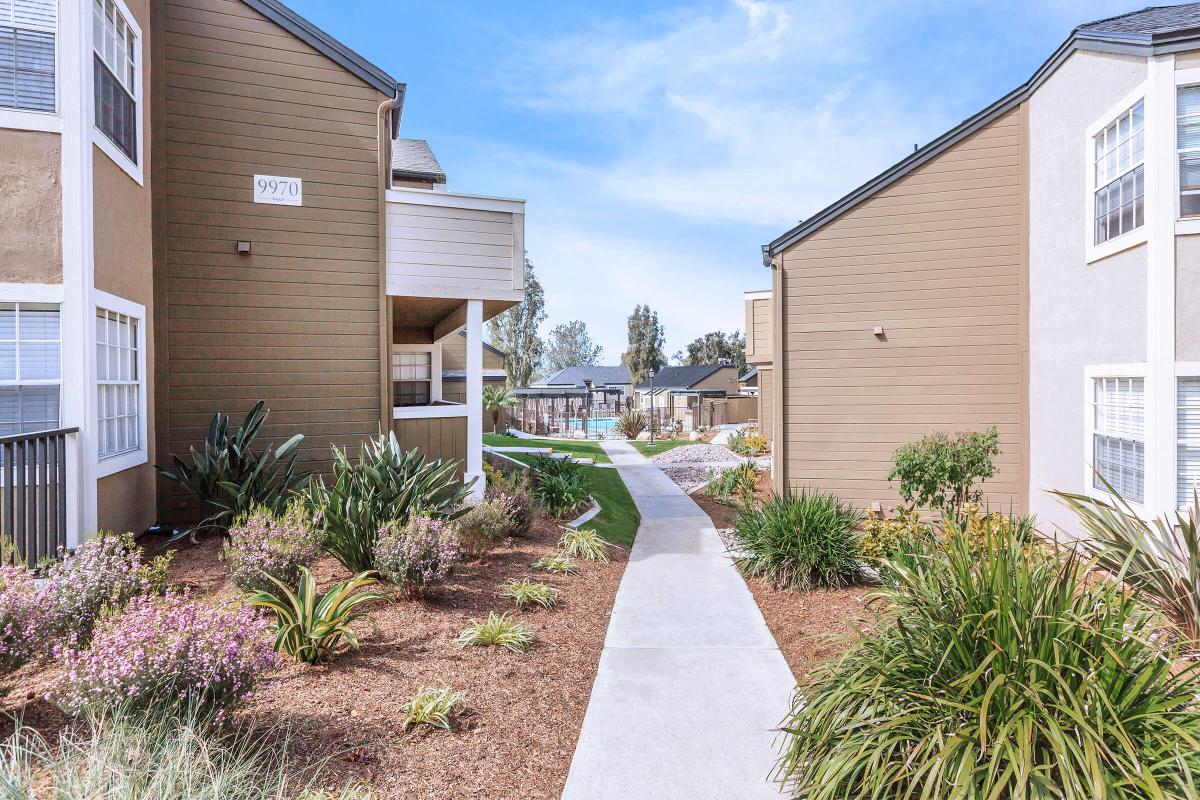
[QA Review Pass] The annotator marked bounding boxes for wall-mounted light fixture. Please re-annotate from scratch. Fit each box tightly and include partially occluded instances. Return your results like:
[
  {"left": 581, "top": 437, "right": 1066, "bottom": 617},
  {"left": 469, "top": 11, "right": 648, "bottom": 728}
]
[{"left": 236, "top": 241, "right": 252, "bottom": 254}]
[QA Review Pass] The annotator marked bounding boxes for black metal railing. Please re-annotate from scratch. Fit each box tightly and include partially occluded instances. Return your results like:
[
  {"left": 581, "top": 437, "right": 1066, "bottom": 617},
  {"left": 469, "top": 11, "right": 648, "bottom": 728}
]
[{"left": 0, "top": 427, "right": 77, "bottom": 567}]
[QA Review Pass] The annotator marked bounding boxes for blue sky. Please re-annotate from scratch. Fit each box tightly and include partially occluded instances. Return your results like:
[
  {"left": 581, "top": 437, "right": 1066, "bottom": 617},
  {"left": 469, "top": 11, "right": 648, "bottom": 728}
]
[{"left": 290, "top": 0, "right": 1134, "bottom": 362}]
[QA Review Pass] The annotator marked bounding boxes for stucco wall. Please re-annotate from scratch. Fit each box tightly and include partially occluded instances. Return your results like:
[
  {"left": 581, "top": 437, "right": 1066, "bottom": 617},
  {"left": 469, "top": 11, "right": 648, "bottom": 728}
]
[
  {"left": 0, "top": 130, "right": 62, "bottom": 284},
  {"left": 1027, "top": 49, "right": 1148, "bottom": 533}
]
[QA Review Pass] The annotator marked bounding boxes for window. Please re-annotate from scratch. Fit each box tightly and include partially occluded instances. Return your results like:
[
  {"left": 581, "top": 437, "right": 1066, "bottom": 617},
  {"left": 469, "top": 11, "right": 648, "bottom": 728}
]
[
  {"left": 96, "top": 308, "right": 139, "bottom": 458},
  {"left": 1179, "top": 87, "right": 1200, "bottom": 217},
  {"left": 1093, "top": 101, "right": 1144, "bottom": 245},
  {"left": 1091, "top": 376, "right": 1145, "bottom": 503},
  {"left": 393, "top": 351, "right": 432, "bottom": 407},
  {"left": 92, "top": 0, "right": 136, "bottom": 162},
  {"left": 0, "top": 0, "right": 56, "bottom": 113},
  {"left": 0, "top": 302, "right": 60, "bottom": 436},
  {"left": 1179, "top": 378, "right": 1200, "bottom": 508}
]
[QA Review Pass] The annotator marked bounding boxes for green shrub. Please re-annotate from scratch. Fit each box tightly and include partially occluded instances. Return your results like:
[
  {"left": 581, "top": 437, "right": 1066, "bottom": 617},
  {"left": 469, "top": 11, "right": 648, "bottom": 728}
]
[
  {"left": 158, "top": 401, "right": 310, "bottom": 533},
  {"left": 221, "top": 502, "right": 321, "bottom": 594},
  {"left": 453, "top": 498, "right": 515, "bottom": 557},
  {"left": 530, "top": 457, "right": 592, "bottom": 519},
  {"left": 532, "top": 554, "right": 579, "bottom": 575},
  {"left": 728, "top": 430, "right": 767, "bottom": 456},
  {"left": 886, "top": 425, "right": 1000, "bottom": 518},
  {"left": 705, "top": 462, "right": 758, "bottom": 505},
  {"left": 731, "top": 489, "right": 862, "bottom": 591},
  {"left": 775, "top": 519, "right": 1200, "bottom": 800},
  {"left": 857, "top": 508, "right": 936, "bottom": 583},
  {"left": 499, "top": 578, "right": 558, "bottom": 610},
  {"left": 401, "top": 687, "right": 466, "bottom": 732},
  {"left": 455, "top": 612, "right": 534, "bottom": 653},
  {"left": 614, "top": 408, "right": 648, "bottom": 439},
  {"left": 558, "top": 528, "right": 610, "bottom": 563},
  {"left": 244, "top": 567, "right": 381, "bottom": 665},
  {"left": 307, "top": 433, "right": 471, "bottom": 573}
]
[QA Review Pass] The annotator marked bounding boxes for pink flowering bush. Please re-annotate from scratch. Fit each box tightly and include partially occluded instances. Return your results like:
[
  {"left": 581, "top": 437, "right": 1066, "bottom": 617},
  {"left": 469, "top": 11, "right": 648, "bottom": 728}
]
[
  {"left": 53, "top": 594, "right": 278, "bottom": 716},
  {"left": 45, "top": 532, "right": 152, "bottom": 644},
  {"left": 0, "top": 564, "right": 58, "bottom": 672},
  {"left": 486, "top": 486, "right": 532, "bottom": 537},
  {"left": 373, "top": 517, "right": 461, "bottom": 599},
  {"left": 222, "top": 502, "right": 321, "bottom": 593}
]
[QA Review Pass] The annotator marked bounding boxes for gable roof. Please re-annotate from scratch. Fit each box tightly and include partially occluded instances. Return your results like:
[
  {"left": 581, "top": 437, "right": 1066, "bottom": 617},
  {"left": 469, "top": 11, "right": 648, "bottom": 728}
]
[
  {"left": 634, "top": 364, "right": 727, "bottom": 390},
  {"left": 392, "top": 139, "right": 447, "bottom": 184},
  {"left": 740, "top": 366, "right": 758, "bottom": 382},
  {"left": 242, "top": 0, "right": 403, "bottom": 98},
  {"left": 763, "top": 3, "right": 1200, "bottom": 262},
  {"left": 457, "top": 330, "right": 505, "bottom": 359},
  {"left": 534, "top": 366, "right": 632, "bottom": 388}
]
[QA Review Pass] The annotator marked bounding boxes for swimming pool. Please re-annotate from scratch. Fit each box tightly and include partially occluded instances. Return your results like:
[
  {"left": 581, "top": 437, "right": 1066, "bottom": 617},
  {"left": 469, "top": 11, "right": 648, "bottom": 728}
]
[{"left": 562, "top": 417, "right": 618, "bottom": 436}]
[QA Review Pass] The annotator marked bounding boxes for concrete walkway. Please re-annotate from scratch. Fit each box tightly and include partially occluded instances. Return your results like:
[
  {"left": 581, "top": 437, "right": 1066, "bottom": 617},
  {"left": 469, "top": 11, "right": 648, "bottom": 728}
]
[{"left": 561, "top": 440, "right": 794, "bottom": 800}]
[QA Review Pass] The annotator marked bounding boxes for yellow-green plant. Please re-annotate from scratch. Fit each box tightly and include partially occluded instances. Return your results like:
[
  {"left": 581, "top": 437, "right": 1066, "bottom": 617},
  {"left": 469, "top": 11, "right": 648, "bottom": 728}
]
[
  {"left": 499, "top": 578, "right": 558, "bottom": 609},
  {"left": 401, "top": 687, "right": 467, "bottom": 732},
  {"left": 533, "top": 554, "right": 579, "bottom": 575},
  {"left": 454, "top": 612, "right": 534, "bottom": 653},
  {"left": 857, "top": 508, "right": 934, "bottom": 563},
  {"left": 558, "top": 528, "right": 611, "bottom": 563},
  {"left": 244, "top": 567, "right": 381, "bottom": 665}
]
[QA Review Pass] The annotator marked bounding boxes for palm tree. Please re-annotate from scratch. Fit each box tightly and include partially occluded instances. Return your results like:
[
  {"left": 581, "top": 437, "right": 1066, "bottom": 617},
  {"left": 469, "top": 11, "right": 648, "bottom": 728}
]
[{"left": 483, "top": 386, "right": 520, "bottom": 434}]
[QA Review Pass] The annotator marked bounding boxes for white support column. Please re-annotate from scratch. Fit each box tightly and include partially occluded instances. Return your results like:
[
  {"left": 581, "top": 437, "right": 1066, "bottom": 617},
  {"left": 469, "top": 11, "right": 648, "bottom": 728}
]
[{"left": 464, "top": 299, "right": 484, "bottom": 499}]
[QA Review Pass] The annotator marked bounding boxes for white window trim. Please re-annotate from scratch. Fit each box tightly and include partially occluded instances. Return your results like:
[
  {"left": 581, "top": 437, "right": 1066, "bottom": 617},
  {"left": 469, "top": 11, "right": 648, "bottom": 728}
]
[
  {"left": 392, "top": 343, "right": 442, "bottom": 408},
  {"left": 1084, "top": 83, "right": 1149, "bottom": 264},
  {"left": 92, "top": 289, "right": 146, "bottom": 479},
  {"left": 1175, "top": 362, "right": 1200, "bottom": 511},
  {"left": 1083, "top": 363, "right": 1149, "bottom": 515},
  {"left": 1174, "top": 68, "right": 1200, "bottom": 231},
  {"left": 0, "top": 293, "right": 64, "bottom": 437},
  {"left": 0, "top": 0, "right": 62, "bottom": 132},
  {"left": 88, "top": 0, "right": 143, "bottom": 186}
]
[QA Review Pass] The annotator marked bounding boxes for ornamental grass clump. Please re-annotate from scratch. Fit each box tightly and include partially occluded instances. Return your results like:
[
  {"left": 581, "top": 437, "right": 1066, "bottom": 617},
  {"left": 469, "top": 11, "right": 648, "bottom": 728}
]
[
  {"left": 499, "top": 578, "right": 558, "bottom": 610},
  {"left": 731, "top": 489, "right": 862, "bottom": 591},
  {"left": 0, "top": 564, "right": 58, "bottom": 673},
  {"left": 45, "top": 531, "right": 158, "bottom": 645},
  {"left": 558, "top": 528, "right": 610, "bottom": 563},
  {"left": 452, "top": 498, "right": 515, "bottom": 558},
  {"left": 401, "top": 687, "right": 466, "bottom": 732},
  {"left": 455, "top": 612, "right": 534, "bottom": 653},
  {"left": 532, "top": 554, "right": 579, "bottom": 575},
  {"left": 222, "top": 502, "right": 321, "bottom": 593},
  {"left": 372, "top": 516, "right": 461, "bottom": 599},
  {"left": 53, "top": 594, "right": 278, "bottom": 716},
  {"left": 774, "top": 521, "right": 1200, "bottom": 800}
]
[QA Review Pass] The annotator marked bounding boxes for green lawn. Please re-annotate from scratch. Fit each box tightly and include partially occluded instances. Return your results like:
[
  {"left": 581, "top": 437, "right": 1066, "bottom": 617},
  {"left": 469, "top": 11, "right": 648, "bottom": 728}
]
[
  {"left": 501, "top": 453, "right": 640, "bottom": 548},
  {"left": 483, "top": 433, "right": 612, "bottom": 464},
  {"left": 629, "top": 438, "right": 704, "bottom": 457}
]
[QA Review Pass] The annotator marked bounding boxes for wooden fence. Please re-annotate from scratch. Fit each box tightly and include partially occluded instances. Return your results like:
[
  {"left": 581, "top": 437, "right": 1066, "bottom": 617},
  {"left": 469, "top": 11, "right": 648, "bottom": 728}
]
[{"left": 1, "top": 427, "right": 77, "bottom": 567}]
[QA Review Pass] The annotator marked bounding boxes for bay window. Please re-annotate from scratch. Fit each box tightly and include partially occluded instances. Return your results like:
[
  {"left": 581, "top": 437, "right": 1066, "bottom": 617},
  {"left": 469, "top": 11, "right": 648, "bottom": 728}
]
[
  {"left": 1093, "top": 100, "right": 1144, "bottom": 245},
  {"left": 0, "top": 302, "right": 60, "bottom": 436},
  {"left": 93, "top": 0, "right": 136, "bottom": 163},
  {"left": 0, "top": 0, "right": 56, "bottom": 113},
  {"left": 95, "top": 307, "right": 139, "bottom": 459},
  {"left": 1091, "top": 376, "right": 1145, "bottom": 503}
]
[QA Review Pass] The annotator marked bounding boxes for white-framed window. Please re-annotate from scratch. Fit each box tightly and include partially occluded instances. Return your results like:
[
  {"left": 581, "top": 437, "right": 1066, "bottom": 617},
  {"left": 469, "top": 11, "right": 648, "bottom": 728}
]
[
  {"left": 1093, "top": 100, "right": 1145, "bottom": 246},
  {"left": 1178, "top": 376, "right": 1200, "bottom": 509},
  {"left": 93, "top": 0, "right": 136, "bottom": 162},
  {"left": 393, "top": 350, "right": 433, "bottom": 407},
  {"left": 0, "top": 301, "right": 60, "bottom": 437},
  {"left": 1090, "top": 375, "right": 1145, "bottom": 503},
  {"left": 95, "top": 307, "right": 139, "bottom": 459},
  {"left": 0, "top": 0, "right": 56, "bottom": 115},
  {"left": 1178, "top": 86, "right": 1200, "bottom": 218}
]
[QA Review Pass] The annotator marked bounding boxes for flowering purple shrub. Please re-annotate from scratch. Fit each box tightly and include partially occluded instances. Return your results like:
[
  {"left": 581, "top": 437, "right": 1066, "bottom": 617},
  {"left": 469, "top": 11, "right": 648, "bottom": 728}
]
[
  {"left": 45, "top": 532, "right": 153, "bottom": 644},
  {"left": 373, "top": 517, "right": 461, "bottom": 599},
  {"left": 452, "top": 499, "right": 516, "bottom": 557},
  {"left": 486, "top": 486, "right": 532, "bottom": 536},
  {"left": 0, "top": 564, "right": 58, "bottom": 672},
  {"left": 53, "top": 594, "right": 278, "bottom": 716},
  {"left": 222, "top": 503, "right": 321, "bottom": 593}
]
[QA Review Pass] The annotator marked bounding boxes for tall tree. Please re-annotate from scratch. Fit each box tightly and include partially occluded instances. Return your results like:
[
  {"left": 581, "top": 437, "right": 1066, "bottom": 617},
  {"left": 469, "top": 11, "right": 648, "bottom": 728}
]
[
  {"left": 487, "top": 256, "right": 546, "bottom": 388},
  {"left": 680, "top": 330, "right": 746, "bottom": 373},
  {"left": 543, "top": 320, "right": 602, "bottom": 373},
  {"left": 621, "top": 304, "right": 667, "bottom": 384}
]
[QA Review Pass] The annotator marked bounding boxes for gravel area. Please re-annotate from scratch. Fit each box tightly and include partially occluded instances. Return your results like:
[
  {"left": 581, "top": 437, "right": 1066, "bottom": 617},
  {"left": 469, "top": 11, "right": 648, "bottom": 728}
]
[
  {"left": 661, "top": 465, "right": 712, "bottom": 493},
  {"left": 648, "top": 443, "right": 735, "bottom": 464},
  {"left": 0, "top": 513, "right": 628, "bottom": 800}
]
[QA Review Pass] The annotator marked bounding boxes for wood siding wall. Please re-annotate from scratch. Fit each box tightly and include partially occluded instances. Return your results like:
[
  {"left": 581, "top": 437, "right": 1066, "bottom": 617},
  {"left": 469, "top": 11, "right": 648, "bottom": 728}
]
[
  {"left": 386, "top": 200, "right": 520, "bottom": 297},
  {"left": 151, "top": 0, "right": 388, "bottom": 517},
  {"left": 746, "top": 296, "right": 771, "bottom": 363},
  {"left": 777, "top": 106, "right": 1028, "bottom": 511},
  {"left": 758, "top": 366, "right": 773, "bottom": 440},
  {"left": 394, "top": 416, "right": 467, "bottom": 474}
]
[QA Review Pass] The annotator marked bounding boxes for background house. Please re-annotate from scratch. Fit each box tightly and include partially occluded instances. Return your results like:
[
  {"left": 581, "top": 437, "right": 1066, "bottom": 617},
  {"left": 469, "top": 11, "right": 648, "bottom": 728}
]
[
  {"left": 633, "top": 364, "right": 747, "bottom": 429},
  {"left": 744, "top": 289, "right": 773, "bottom": 441}
]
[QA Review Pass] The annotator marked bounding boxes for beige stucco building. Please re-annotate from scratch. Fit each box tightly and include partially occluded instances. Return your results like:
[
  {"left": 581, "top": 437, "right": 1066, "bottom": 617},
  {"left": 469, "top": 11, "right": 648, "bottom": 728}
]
[
  {"left": 0, "top": 0, "right": 523, "bottom": 560},
  {"left": 761, "top": 4, "right": 1200, "bottom": 526}
]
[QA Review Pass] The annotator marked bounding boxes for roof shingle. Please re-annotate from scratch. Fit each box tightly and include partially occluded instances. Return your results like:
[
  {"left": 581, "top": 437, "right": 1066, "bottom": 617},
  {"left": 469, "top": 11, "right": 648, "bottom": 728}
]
[
  {"left": 391, "top": 139, "right": 447, "bottom": 183},
  {"left": 1080, "top": 3, "right": 1200, "bottom": 35}
]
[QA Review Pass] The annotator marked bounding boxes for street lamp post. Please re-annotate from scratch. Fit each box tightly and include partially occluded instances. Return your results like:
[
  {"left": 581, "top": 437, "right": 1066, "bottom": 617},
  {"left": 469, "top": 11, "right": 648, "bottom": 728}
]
[{"left": 648, "top": 368, "right": 656, "bottom": 444}]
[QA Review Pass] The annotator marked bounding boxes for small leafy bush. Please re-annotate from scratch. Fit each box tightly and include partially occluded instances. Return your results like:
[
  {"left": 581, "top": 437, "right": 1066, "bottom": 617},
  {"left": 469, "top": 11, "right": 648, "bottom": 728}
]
[
  {"left": 731, "top": 490, "right": 862, "bottom": 591},
  {"left": 887, "top": 425, "right": 1000, "bottom": 518},
  {"left": 0, "top": 564, "right": 58, "bottom": 672},
  {"left": 533, "top": 554, "right": 579, "bottom": 575},
  {"left": 530, "top": 457, "right": 592, "bottom": 519},
  {"left": 245, "top": 567, "right": 380, "bottom": 665},
  {"left": 158, "top": 401, "right": 310, "bottom": 533},
  {"left": 222, "top": 502, "right": 321, "bottom": 593},
  {"left": 53, "top": 594, "right": 278, "bottom": 716},
  {"left": 486, "top": 485, "right": 533, "bottom": 536},
  {"left": 614, "top": 408, "right": 648, "bottom": 439},
  {"left": 372, "top": 516, "right": 461, "bottom": 599},
  {"left": 453, "top": 498, "right": 515, "bottom": 558},
  {"left": 728, "top": 430, "right": 767, "bottom": 456},
  {"left": 45, "top": 532, "right": 157, "bottom": 645},
  {"left": 775, "top": 518, "right": 1200, "bottom": 800},
  {"left": 401, "top": 687, "right": 466, "bottom": 732},
  {"left": 949, "top": 502, "right": 1039, "bottom": 558},
  {"left": 705, "top": 461, "right": 758, "bottom": 505},
  {"left": 558, "top": 528, "right": 610, "bottom": 563},
  {"left": 499, "top": 578, "right": 558, "bottom": 609},
  {"left": 308, "top": 433, "right": 471, "bottom": 573},
  {"left": 455, "top": 612, "right": 534, "bottom": 653}
]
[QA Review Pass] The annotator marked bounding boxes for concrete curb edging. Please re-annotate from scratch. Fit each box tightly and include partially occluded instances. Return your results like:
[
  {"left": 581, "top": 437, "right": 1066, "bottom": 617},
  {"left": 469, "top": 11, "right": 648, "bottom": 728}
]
[{"left": 567, "top": 498, "right": 602, "bottom": 528}]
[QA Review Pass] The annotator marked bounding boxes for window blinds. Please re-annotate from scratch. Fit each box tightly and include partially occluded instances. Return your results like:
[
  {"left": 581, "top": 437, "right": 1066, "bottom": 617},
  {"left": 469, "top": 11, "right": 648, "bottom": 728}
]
[
  {"left": 1093, "top": 376, "right": 1145, "bottom": 503},
  {"left": 0, "top": 0, "right": 55, "bottom": 113},
  {"left": 1178, "top": 378, "right": 1200, "bottom": 509}
]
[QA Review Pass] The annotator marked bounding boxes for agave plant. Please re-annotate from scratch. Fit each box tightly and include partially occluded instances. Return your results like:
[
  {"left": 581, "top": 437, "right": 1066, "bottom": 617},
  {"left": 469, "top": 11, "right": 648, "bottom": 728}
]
[
  {"left": 244, "top": 567, "right": 382, "bottom": 665},
  {"left": 613, "top": 408, "right": 648, "bottom": 439},
  {"left": 307, "top": 433, "right": 472, "bottom": 573},
  {"left": 158, "top": 401, "right": 310, "bottom": 534},
  {"left": 1055, "top": 476, "right": 1200, "bottom": 645}
]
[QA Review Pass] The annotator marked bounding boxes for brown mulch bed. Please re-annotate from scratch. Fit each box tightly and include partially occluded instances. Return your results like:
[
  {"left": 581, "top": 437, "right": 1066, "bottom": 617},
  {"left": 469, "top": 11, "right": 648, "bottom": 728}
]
[
  {"left": 0, "top": 514, "right": 627, "bottom": 799},
  {"left": 694, "top": 473, "right": 874, "bottom": 678}
]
